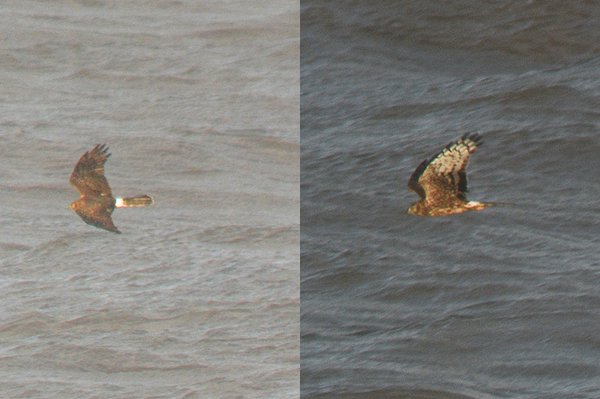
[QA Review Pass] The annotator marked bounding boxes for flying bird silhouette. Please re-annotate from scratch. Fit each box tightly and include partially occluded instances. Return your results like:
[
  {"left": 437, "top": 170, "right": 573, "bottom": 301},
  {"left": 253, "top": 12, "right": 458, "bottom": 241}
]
[
  {"left": 69, "top": 144, "right": 153, "bottom": 233},
  {"left": 407, "top": 134, "right": 510, "bottom": 217}
]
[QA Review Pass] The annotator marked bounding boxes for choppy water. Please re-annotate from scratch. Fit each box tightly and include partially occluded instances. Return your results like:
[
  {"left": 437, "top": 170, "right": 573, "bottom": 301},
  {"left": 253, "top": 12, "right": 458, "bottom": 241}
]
[
  {"left": 0, "top": 1, "right": 298, "bottom": 398},
  {"left": 302, "top": 1, "right": 600, "bottom": 398}
]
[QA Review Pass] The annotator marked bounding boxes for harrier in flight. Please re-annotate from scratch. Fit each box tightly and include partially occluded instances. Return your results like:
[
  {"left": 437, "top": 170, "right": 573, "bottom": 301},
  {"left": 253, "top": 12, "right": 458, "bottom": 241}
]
[
  {"left": 407, "top": 134, "right": 509, "bottom": 217},
  {"left": 69, "top": 144, "right": 153, "bottom": 233}
]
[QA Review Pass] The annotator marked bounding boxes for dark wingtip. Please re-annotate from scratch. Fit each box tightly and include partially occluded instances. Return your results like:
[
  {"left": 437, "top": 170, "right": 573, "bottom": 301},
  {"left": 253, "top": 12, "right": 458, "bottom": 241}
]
[
  {"left": 90, "top": 143, "right": 111, "bottom": 158},
  {"left": 467, "top": 133, "right": 483, "bottom": 146}
]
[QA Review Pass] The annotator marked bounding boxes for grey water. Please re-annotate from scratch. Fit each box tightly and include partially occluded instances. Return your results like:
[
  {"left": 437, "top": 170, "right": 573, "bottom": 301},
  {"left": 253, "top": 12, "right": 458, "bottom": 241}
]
[
  {"left": 302, "top": 1, "right": 600, "bottom": 398},
  {"left": 0, "top": 1, "right": 298, "bottom": 398}
]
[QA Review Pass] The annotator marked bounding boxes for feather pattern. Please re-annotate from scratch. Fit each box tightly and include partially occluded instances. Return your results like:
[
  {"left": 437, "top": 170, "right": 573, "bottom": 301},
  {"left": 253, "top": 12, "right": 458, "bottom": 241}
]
[
  {"left": 69, "top": 144, "right": 153, "bottom": 233},
  {"left": 407, "top": 134, "right": 508, "bottom": 217}
]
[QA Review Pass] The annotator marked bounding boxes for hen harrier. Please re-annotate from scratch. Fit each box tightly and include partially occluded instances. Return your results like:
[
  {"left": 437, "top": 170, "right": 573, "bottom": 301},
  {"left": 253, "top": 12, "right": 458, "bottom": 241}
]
[
  {"left": 408, "top": 134, "right": 509, "bottom": 217},
  {"left": 69, "top": 144, "right": 153, "bottom": 233}
]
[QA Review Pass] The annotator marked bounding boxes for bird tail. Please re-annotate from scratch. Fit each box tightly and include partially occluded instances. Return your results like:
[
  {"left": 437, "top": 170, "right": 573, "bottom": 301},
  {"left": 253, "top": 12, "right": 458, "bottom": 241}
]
[
  {"left": 115, "top": 195, "right": 154, "bottom": 208},
  {"left": 466, "top": 201, "right": 515, "bottom": 210}
]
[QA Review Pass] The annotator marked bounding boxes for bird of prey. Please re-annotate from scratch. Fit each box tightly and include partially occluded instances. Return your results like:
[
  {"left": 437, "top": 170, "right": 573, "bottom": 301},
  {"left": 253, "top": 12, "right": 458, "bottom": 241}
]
[
  {"left": 69, "top": 144, "right": 153, "bottom": 233},
  {"left": 407, "top": 134, "right": 509, "bottom": 217}
]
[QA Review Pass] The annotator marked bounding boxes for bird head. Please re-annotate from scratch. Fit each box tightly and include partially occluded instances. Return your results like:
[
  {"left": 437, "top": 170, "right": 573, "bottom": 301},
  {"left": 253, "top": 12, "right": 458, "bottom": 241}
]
[
  {"left": 407, "top": 202, "right": 422, "bottom": 216},
  {"left": 69, "top": 200, "right": 82, "bottom": 211}
]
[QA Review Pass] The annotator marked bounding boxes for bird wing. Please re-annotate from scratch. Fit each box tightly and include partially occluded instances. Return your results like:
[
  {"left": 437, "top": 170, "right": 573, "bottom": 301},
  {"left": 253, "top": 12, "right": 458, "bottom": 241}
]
[
  {"left": 70, "top": 144, "right": 113, "bottom": 197},
  {"left": 414, "top": 134, "right": 482, "bottom": 203},
  {"left": 408, "top": 159, "right": 428, "bottom": 199},
  {"left": 74, "top": 198, "right": 121, "bottom": 234}
]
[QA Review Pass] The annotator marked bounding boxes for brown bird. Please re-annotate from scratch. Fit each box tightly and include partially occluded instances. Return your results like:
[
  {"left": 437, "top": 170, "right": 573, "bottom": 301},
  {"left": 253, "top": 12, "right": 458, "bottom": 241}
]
[
  {"left": 69, "top": 144, "right": 153, "bottom": 233},
  {"left": 408, "top": 134, "right": 509, "bottom": 217}
]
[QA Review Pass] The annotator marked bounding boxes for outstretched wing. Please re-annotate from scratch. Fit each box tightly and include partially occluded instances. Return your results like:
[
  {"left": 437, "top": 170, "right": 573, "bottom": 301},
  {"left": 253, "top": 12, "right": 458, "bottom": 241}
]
[
  {"left": 408, "top": 159, "right": 428, "bottom": 199},
  {"left": 74, "top": 198, "right": 121, "bottom": 234},
  {"left": 70, "top": 144, "right": 112, "bottom": 196},
  {"left": 409, "top": 133, "right": 482, "bottom": 203}
]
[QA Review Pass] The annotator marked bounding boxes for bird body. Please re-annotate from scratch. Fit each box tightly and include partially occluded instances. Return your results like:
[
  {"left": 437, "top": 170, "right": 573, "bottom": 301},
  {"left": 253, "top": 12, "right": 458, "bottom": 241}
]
[
  {"left": 407, "top": 134, "right": 509, "bottom": 217},
  {"left": 69, "top": 144, "right": 153, "bottom": 233}
]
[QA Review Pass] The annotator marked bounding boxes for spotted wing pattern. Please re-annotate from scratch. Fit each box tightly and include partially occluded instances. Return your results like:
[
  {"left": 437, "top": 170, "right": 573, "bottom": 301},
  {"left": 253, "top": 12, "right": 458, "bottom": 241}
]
[
  {"left": 69, "top": 144, "right": 112, "bottom": 197},
  {"left": 408, "top": 133, "right": 482, "bottom": 204}
]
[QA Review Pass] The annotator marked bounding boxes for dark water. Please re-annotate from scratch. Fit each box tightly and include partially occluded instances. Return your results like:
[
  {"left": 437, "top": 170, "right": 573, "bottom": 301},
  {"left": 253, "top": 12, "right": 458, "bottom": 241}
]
[{"left": 302, "top": 1, "right": 600, "bottom": 398}]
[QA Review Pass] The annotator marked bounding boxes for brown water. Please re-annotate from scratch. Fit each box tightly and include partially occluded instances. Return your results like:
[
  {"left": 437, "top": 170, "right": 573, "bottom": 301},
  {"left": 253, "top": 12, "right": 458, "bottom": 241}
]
[{"left": 0, "top": 1, "right": 298, "bottom": 398}]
